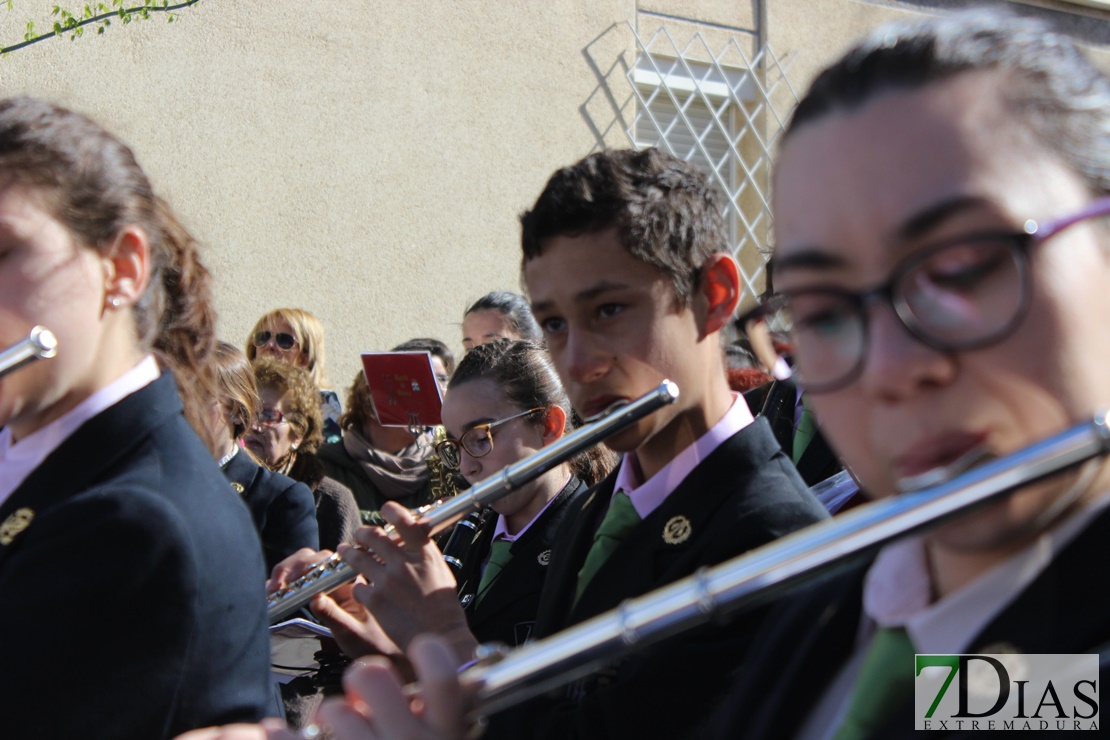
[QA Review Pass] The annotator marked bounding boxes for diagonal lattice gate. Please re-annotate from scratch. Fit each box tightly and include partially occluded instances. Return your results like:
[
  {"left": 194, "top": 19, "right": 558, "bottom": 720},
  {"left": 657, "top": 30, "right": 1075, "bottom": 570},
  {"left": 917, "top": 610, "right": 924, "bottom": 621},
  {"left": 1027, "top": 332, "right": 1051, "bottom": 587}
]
[{"left": 620, "top": 20, "right": 800, "bottom": 306}]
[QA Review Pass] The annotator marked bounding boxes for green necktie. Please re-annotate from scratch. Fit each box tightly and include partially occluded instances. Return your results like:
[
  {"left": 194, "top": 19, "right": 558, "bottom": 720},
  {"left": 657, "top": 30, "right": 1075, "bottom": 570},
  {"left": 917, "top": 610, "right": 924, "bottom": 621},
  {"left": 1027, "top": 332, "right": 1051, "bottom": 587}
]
[
  {"left": 834, "top": 627, "right": 917, "bottom": 740},
  {"left": 475, "top": 537, "right": 513, "bottom": 606},
  {"left": 575, "top": 491, "right": 641, "bottom": 603},
  {"left": 793, "top": 397, "right": 817, "bottom": 464}
]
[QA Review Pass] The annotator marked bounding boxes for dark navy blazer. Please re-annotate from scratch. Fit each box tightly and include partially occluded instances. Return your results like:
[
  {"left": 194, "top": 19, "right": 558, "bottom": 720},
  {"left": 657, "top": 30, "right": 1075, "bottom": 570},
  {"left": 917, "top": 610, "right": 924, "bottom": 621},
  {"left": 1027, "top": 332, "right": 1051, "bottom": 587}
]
[
  {"left": 456, "top": 476, "right": 589, "bottom": 648},
  {"left": 0, "top": 374, "right": 272, "bottom": 738},
  {"left": 224, "top": 448, "right": 319, "bottom": 573},
  {"left": 488, "top": 418, "right": 829, "bottom": 740},
  {"left": 707, "top": 504, "right": 1110, "bottom": 739}
]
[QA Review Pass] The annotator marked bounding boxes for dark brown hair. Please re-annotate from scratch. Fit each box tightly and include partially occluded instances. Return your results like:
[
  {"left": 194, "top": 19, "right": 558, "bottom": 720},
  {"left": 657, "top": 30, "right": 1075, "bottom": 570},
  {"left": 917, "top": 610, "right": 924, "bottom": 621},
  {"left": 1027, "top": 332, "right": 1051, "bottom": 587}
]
[
  {"left": 449, "top": 339, "right": 616, "bottom": 486},
  {"left": 520, "top": 147, "right": 727, "bottom": 306},
  {"left": 338, "top": 368, "right": 375, "bottom": 433},
  {"left": 0, "top": 96, "right": 219, "bottom": 449},
  {"left": 464, "top": 291, "right": 541, "bottom": 342},
  {"left": 253, "top": 357, "right": 325, "bottom": 454},
  {"left": 784, "top": 7, "right": 1110, "bottom": 195}
]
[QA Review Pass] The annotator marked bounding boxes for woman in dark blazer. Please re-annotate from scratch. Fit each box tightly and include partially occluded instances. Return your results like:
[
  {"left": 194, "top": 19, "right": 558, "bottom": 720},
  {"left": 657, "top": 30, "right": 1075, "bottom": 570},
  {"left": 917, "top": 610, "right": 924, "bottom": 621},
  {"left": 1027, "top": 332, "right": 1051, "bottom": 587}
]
[
  {"left": 0, "top": 97, "right": 271, "bottom": 738},
  {"left": 205, "top": 341, "right": 318, "bottom": 572}
]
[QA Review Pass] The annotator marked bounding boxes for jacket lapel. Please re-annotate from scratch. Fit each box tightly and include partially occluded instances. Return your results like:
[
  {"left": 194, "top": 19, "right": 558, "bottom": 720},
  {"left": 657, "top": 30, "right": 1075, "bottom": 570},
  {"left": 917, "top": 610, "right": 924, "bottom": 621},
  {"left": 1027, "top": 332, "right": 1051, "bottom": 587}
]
[
  {"left": 534, "top": 476, "right": 613, "bottom": 636},
  {"left": 0, "top": 374, "right": 181, "bottom": 567},
  {"left": 568, "top": 421, "right": 781, "bottom": 623}
]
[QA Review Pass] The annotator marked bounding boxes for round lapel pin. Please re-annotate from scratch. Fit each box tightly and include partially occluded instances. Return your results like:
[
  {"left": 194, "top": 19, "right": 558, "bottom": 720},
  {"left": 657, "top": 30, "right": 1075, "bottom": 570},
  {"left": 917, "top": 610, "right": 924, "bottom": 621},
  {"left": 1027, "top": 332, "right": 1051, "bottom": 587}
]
[{"left": 662, "top": 515, "right": 692, "bottom": 545}]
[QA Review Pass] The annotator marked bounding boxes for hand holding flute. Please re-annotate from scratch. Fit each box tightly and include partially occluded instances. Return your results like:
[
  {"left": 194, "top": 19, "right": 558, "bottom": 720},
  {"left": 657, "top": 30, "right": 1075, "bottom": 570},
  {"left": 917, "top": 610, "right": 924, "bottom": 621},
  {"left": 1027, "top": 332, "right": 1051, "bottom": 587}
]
[
  {"left": 266, "top": 380, "right": 679, "bottom": 624},
  {"left": 266, "top": 503, "right": 468, "bottom": 668},
  {"left": 267, "top": 547, "right": 404, "bottom": 663}
]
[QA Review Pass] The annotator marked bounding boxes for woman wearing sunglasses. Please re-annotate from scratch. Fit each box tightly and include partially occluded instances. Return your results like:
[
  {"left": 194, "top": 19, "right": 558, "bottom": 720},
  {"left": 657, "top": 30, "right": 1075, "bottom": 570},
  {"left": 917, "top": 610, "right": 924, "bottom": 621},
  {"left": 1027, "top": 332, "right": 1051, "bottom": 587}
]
[{"left": 246, "top": 308, "right": 344, "bottom": 444}]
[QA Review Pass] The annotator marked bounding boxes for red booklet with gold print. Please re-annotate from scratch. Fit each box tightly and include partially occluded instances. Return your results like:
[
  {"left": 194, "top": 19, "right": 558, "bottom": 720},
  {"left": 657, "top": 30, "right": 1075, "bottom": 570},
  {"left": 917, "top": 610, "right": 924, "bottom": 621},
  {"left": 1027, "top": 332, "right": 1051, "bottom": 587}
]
[{"left": 360, "top": 351, "right": 444, "bottom": 428}]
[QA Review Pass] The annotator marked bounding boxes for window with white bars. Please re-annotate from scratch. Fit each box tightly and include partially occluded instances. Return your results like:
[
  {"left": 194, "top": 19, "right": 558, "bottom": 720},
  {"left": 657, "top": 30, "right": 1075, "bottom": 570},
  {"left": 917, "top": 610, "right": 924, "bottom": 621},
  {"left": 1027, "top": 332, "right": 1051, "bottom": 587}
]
[
  {"left": 620, "top": 22, "right": 800, "bottom": 305},
  {"left": 631, "top": 54, "right": 744, "bottom": 251}
]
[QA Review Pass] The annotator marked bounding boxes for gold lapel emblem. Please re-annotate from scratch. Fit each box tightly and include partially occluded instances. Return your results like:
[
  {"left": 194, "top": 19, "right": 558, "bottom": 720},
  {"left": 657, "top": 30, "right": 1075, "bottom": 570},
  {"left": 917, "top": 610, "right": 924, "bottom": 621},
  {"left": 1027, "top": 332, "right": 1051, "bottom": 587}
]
[
  {"left": 537, "top": 549, "right": 552, "bottom": 566},
  {"left": 230, "top": 482, "right": 246, "bottom": 495},
  {"left": 662, "top": 515, "right": 692, "bottom": 545},
  {"left": 0, "top": 508, "right": 35, "bottom": 546}
]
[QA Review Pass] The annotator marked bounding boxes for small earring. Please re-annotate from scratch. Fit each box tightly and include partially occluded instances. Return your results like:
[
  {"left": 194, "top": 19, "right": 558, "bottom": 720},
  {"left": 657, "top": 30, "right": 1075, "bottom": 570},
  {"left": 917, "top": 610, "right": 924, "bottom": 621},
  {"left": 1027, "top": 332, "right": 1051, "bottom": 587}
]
[{"left": 108, "top": 296, "right": 122, "bottom": 309}]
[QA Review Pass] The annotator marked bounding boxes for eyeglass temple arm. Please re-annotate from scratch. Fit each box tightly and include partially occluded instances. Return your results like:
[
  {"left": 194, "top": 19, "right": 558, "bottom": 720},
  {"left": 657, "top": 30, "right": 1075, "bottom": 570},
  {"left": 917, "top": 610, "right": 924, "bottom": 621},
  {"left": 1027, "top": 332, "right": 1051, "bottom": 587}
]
[{"left": 1029, "top": 195, "right": 1110, "bottom": 239}]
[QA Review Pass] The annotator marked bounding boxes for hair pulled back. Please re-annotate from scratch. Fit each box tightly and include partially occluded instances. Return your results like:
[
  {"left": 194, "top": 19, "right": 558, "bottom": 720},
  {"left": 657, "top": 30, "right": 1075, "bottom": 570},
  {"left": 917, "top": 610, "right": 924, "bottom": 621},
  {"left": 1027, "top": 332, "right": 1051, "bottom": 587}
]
[
  {"left": 0, "top": 96, "right": 219, "bottom": 448},
  {"left": 464, "top": 291, "right": 541, "bottom": 342},
  {"left": 785, "top": 8, "right": 1110, "bottom": 195},
  {"left": 449, "top": 339, "right": 616, "bottom": 486}
]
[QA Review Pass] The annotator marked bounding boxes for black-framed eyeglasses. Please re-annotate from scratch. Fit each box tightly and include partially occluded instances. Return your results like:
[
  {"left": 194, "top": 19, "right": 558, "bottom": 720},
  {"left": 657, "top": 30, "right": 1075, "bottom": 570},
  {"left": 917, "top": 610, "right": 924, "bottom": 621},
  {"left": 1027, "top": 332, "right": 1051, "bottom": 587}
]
[
  {"left": 253, "top": 331, "right": 299, "bottom": 351},
  {"left": 435, "top": 407, "right": 545, "bottom": 469},
  {"left": 740, "top": 197, "right": 1110, "bottom": 393}
]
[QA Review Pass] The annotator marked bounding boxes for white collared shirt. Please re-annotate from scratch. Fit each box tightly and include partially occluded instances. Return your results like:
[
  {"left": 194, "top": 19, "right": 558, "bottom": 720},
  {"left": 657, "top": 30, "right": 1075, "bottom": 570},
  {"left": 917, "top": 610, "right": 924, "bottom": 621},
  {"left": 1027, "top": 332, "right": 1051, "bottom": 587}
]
[{"left": 0, "top": 356, "right": 160, "bottom": 506}]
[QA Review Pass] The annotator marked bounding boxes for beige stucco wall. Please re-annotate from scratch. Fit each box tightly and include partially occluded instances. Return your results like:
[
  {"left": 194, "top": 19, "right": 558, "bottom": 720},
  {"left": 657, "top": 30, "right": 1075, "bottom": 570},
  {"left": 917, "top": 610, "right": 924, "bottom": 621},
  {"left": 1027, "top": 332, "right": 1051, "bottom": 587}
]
[{"left": 1, "top": 0, "right": 1107, "bottom": 392}]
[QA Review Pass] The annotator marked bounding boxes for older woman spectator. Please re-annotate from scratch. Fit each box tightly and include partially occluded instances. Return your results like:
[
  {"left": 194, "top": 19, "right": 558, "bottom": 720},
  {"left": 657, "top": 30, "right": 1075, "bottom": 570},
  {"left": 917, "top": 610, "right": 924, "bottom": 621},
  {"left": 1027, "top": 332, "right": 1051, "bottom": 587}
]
[
  {"left": 203, "top": 342, "right": 318, "bottom": 571},
  {"left": 244, "top": 358, "right": 358, "bottom": 551}
]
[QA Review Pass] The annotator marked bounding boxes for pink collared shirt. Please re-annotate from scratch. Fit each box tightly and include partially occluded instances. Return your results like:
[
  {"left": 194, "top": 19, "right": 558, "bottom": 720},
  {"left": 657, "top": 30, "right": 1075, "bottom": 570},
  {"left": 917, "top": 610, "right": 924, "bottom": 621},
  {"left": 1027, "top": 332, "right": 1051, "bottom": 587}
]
[
  {"left": 611, "top": 392, "right": 754, "bottom": 518},
  {"left": 490, "top": 478, "right": 569, "bottom": 544},
  {"left": 0, "top": 355, "right": 160, "bottom": 506}
]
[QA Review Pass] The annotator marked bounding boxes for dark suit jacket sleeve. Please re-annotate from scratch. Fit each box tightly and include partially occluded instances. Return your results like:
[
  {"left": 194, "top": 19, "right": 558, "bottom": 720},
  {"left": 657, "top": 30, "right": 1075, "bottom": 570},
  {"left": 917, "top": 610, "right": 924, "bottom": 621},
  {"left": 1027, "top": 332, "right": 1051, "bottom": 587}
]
[
  {"left": 0, "top": 486, "right": 263, "bottom": 738},
  {"left": 262, "top": 479, "right": 319, "bottom": 572}
]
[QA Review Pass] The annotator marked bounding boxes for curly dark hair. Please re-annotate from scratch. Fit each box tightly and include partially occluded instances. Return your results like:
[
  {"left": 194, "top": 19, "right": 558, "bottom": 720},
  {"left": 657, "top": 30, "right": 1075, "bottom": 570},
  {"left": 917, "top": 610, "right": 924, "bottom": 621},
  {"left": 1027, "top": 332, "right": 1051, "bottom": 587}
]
[
  {"left": 253, "top": 357, "right": 324, "bottom": 453},
  {"left": 520, "top": 147, "right": 727, "bottom": 306}
]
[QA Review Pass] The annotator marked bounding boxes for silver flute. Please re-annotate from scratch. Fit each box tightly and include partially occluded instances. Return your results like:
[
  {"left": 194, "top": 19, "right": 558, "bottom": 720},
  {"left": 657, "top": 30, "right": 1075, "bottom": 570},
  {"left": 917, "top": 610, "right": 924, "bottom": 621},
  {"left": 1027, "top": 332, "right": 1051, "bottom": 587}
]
[
  {"left": 0, "top": 326, "right": 58, "bottom": 379},
  {"left": 463, "top": 411, "right": 1110, "bottom": 717},
  {"left": 267, "top": 380, "right": 681, "bottom": 623}
]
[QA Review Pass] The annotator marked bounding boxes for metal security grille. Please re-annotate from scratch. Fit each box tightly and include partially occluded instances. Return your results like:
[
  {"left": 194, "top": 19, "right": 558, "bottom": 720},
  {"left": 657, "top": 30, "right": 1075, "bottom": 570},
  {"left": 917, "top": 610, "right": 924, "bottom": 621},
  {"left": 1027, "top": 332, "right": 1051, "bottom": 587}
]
[{"left": 623, "top": 21, "right": 800, "bottom": 304}]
